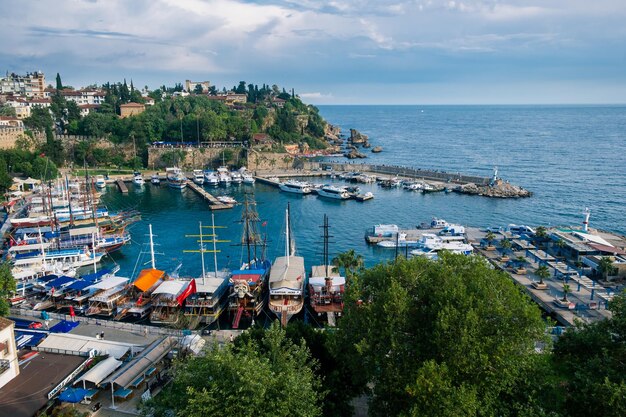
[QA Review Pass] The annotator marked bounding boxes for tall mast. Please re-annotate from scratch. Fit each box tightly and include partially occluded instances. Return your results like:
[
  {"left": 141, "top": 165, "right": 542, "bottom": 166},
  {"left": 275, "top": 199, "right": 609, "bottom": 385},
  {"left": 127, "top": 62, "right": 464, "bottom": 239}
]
[
  {"left": 92, "top": 231, "right": 97, "bottom": 273},
  {"left": 323, "top": 214, "right": 329, "bottom": 278},
  {"left": 244, "top": 199, "right": 251, "bottom": 266},
  {"left": 149, "top": 224, "right": 156, "bottom": 269},
  {"left": 199, "top": 221, "right": 206, "bottom": 284},
  {"left": 211, "top": 213, "right": 218, "bottom": 278},
  {"left": 285, "top": 205, "right": 290, "bottom": 265}
]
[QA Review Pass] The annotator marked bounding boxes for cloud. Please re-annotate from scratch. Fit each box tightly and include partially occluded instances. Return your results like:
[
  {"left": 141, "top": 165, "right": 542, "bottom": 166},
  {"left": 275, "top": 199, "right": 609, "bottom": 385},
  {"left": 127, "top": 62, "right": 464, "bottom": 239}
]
[{"left": 299, "top": 92, "right": 334, "bottom": 99}]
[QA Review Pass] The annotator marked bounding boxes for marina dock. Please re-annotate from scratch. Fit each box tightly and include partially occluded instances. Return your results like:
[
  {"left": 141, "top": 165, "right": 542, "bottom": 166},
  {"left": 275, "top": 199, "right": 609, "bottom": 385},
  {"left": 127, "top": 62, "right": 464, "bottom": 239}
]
[
  {"left": 186, "top": 181, "right": 233, "bottom": 210},
  {"left": 116, "top": 179, "right": 128, "bottom": 193}
]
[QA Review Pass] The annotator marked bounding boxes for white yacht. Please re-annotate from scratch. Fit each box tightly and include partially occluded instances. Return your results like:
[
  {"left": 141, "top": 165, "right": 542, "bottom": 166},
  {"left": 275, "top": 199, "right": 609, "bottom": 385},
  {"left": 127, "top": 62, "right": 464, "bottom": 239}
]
[
  {"left": 150, "top": 174, "right": 161, "bottom": 185},
  {"left": 166, "top": 167, "right": 187, "bottom": 189},
  {"left": 132, "top": 172, "right": 145, "bottom": 186},
  {"left": 317, "top": 185, "right": 351, "bottom": 200},
  {"left": 242, "top": 173, "right": 255, "bottom": 184},
  {"left": 279, "top": 180, "right": 312, "bottom": 194},
  {"left": 217, "top": 196, "right": 237, "bottom": 205},
  {"left": 204, "top": 170, "right": 219, "bottom": 186},
  {"left": 192, "top": 169, "right": 205, "bottom": 185},
  {"left": 410, "top": 234, "right": 473, "bottom": 259},
  {"left": 94, "top": 175, "right": 107, "bottom": 189},
  {"left": 217, "top": 166, "right": 231, "bottom": 185},
  {"left": 230, "top": 171, "right": 243, "bottom": 184}
]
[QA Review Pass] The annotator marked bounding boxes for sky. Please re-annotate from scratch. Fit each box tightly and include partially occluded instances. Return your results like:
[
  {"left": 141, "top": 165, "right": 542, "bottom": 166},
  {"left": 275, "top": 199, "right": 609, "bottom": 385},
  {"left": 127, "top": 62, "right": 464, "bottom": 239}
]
[{"left": 1, "top": 0, "right": 626, "bottom": 104}]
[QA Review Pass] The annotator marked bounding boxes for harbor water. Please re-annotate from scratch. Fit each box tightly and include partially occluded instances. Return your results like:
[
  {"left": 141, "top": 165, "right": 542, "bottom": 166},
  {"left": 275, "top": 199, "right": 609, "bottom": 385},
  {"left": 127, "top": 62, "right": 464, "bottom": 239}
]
[{"left": 100, "top": 105, "right": 626, "bottom": 278}]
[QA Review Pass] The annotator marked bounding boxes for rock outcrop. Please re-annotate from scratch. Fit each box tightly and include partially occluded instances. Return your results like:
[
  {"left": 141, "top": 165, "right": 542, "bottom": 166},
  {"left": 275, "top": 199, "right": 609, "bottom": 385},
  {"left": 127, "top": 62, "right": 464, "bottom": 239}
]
[
  {"left": 455, "top": 181, "right": 532, "bottom": 198},
  {"left": 344, "top": 149, "right": 367, "bottom": 159},
  {"left": 371, "top": 146, "right": 383, "bottom": 153},
  {"left": 349, "top": 129, "right": 369, "bottom": 145}
]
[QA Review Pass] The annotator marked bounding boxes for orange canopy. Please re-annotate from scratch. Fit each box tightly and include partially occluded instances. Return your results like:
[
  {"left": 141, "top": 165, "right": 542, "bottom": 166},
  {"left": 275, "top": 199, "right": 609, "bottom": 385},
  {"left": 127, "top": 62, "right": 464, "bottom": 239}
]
[{"left": 133, "top": 268, "right": 165, "bottom": 292}]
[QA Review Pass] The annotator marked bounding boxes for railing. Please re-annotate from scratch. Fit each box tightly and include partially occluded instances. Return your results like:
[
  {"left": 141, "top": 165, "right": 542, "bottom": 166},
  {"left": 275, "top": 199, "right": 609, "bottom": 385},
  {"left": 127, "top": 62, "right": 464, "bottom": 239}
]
[{"left": 10, "top": 307, "right": 198, "bottom": 337}]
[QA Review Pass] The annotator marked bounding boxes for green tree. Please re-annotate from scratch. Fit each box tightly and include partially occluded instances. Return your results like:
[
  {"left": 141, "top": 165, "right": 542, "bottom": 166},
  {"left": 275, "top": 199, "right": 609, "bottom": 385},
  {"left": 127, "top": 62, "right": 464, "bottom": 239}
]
[
  {"left": 55, "top": 72, "right": 63, "bottom": 91},
  {"left": 535, "top": 226, "right": 548, "bottom": 239},
  {"left": 598, "top": 256, "right": 616, "bottom": 280},
  {"left": 485, "top": 231, "right": 496, "bottom": 246},
  {"left": 535, "top": 264, "right": 551, "bottom": 285},
  {"left": 336, "top": 254, "right": 546, "bottom": 416},
  {"left": 0, "top": 104, "right": 16, "bottom": 117},
  {"left": 0, "top": 156, "right": 12, "bottom": 193},
  {"left": 553, "top": 292, "right": 626, "bottom": 417},
  {"left": 500, "top": 238, "right": 512, "bottom": 256},
  {"left": 146, "top": 323, "right": 323, "bottom": 417},
  {"left": 561, "top": 283, "right": 571, "bottom": 302},
  {"left": 24, "top": 106, "right": 53, "bottom": 131},
  {"left": 193, "top": 84, "right": 204, "bottom": 94},
  {"left": 0, "top": 262, "right": 17, "bottom": 316},
  {"left": 331, "top": 249, "right": 364, "bottom": 278}
]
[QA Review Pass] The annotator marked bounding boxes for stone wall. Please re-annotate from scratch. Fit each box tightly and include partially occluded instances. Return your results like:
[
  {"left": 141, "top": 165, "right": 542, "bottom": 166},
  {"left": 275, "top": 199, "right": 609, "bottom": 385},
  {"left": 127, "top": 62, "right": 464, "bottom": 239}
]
[
  {"left": 247, "top": 150, "right": 300, "bottom": 171},
  {"left": 147, "top": 146, "right": 246, "bottom": 169},
  {"left": 0, "top": 127, "right": 27, "bottom": 149}
]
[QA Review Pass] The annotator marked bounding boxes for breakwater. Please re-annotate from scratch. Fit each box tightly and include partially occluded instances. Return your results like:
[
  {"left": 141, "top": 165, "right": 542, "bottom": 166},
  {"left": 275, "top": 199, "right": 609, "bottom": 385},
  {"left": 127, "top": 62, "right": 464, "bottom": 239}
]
[{"left": 308, "top": 162, "right": 491, "bottom": 186}]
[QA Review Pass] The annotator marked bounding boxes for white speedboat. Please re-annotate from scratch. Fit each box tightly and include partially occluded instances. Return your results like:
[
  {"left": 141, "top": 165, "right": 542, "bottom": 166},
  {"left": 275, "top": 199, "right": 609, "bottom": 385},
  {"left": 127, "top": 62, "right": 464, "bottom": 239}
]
[
  {"left": 94, "top": 175, "right": 107, "bottom": 189},
  {"left": 166, "top": 167, "right": 187, "bottom": 189},
  {"left": 279, "top": 180, "right": 311, "bottom": 194},
  {"left": 230, "top": 171, "right": 243, "bottom": 184},
  {"left": 192, "top": 170, "right": 205, "bottom": 185},
  {"left": 217, "top": 196, "right": 237, "bottom": 205},
  {"left": 217, "top": 166, "right": 231, "bottom": 185},
  {"left": 204, "top": 170, "right": 219, "bottom": 186},
  {"left": 410, "top": 235, "right": 473, "bottom": 259},
  {"left": 317, "top": 185, "right": 351, "bottom": 200},
  {"left": 132, "top": 172, "right": 145, "bottom": 186},
  {"left": 377, "top": 233, "right": 421, "bottom": 248},
  {"left": 242, "top": 174, "right": 255, "bottom": 184},
  {"left": 151, "top": 174, "right": 161, "bottom": 185}
]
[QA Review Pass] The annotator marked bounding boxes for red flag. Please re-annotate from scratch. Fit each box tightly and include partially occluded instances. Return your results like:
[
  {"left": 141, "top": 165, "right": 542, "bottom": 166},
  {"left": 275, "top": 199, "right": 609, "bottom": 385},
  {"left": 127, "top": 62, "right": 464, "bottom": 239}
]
[
  {"left": 69, "top": 306, "right": 75, "bottom": 317},
  {"left": 262, "top": 221, "right": 267, "bottom": 227},
  {"left": 51, "top": 287, "right": 55, "bottom": 295},
  {"left": 136, "top": 294, "right": 143, "bottom": 306}
]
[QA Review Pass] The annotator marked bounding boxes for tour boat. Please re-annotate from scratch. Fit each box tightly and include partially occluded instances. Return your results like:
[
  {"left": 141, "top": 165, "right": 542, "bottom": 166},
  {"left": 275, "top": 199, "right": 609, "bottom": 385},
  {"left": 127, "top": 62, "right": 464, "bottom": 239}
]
[
  {"left": 149, "top": 279, "right": 196, "bottom": 325},
  {"left": 132, "top": 172, "right": 145, "bottom": 186},
  {"left": 308, "top": 215, "right": 345, "bottom": 326},
  {"left": 317, "top": 185, "right": 351, "bottom": 200},
  {"left": 192, "top": 170, "right": 205, "bottom": 185},
  {"left": 85, "top": 276, "right": 131, "bottom": 317},
  {"left": 269, "top": 204, "right": 305, "bottom": 327},
  {"left": 228, "top": 196, "right": 271, "bottom": 329},
  {"left": 166, "top": 167, "right": 187, "bottom": 189},
  {"left": 94, "top": 175, "right": 107, "bottom": 189},
  {"left": 279, "top": 180, "right": 311, "bottom": 194}
]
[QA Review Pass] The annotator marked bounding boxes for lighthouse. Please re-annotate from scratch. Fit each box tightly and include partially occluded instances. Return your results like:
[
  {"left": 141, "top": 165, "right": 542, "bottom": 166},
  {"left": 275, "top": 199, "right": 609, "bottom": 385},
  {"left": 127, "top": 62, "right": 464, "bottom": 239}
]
[{"left": 582, "top": 208, "right": 591, "bottom": 232}]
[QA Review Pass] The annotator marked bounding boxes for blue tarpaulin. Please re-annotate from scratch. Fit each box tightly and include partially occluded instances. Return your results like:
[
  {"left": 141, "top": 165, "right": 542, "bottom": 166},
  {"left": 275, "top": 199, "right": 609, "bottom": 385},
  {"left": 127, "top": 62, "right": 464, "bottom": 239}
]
[
  {"left": 15, "top": 330, "right": 47, "bottom": 348},
  {"left": 81, "top": 268, "right": 112, "bottom": 282},
  {"left": 49, "top": 320, "right": 79, "bottom": 333},
  {"left": 58, "top": 387, "right": 90, "bottom": 403},
  {"left": 38, "top": 274, "right": 59, "bottom": 283},
  {"left": 47, "top": 276, "right": 74, "bottom": 288},
  {"left": 66, "top": 280, "right": 93, "bottom": 291}
]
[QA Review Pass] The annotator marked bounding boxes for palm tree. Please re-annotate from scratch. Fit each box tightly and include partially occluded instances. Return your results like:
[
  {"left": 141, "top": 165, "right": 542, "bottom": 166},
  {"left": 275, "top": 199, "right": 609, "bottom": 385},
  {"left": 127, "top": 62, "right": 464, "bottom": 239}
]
[
  {"left": 515, "top": 256, "right": 528, "bottom": 273},
  {"left": 500, "top": 238, "right": 512, "bottom": 256},
  {"left": 554, "top": 239, "right": 567, "bottom": 257},
  {"left": 535, "top": 265, "right": 550, "bottom": 285},
  {"left": 535, "top": 226, "right": 547, "bottom": 239},
  {"left": 332, "top": 250, "right": 364, "bottom": 279},
  {"left": 484, "top": 231, "right": 496, "bottom": 248},
  {"left": 561, "top": 283, "right": 571, "bottom": 302},
  {"left": 598, "top": 256, "right": 615, "bottom": 280}
]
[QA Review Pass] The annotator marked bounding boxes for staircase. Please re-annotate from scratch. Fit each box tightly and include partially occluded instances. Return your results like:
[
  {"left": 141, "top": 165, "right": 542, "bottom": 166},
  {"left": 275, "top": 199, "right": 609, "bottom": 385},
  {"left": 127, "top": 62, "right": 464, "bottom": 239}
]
[{"left": 232, "top": 305, "right": 244, "bottom": 329}]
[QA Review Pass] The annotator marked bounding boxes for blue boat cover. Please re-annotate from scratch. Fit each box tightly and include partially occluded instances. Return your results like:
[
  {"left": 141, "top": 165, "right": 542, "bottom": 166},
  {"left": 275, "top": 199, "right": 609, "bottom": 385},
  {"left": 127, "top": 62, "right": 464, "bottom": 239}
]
[
  {"left": 38, "top": 274, "right": 59, "bottom": 283},
  {"left": 66, "top": 280, "right": 93, "bottom": 291},
  {"left": 81, "top": 268, "right": 112, "bottom": 282},
  {"left": 47, "top": 276, "right": 74, "bottom": 288},
  {"left": 231, "top": 268, "right": 266, "bottom": 276}
]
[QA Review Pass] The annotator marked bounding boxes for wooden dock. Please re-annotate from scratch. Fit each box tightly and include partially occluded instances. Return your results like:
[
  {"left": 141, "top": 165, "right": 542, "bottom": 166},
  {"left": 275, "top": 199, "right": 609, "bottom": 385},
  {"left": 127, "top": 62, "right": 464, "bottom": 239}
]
[
  {"left": 116, "top": 179, "right": 128, "bottom": 193},
  {"left": 186, "top": 181, "right": 232, "bottom": 210}
]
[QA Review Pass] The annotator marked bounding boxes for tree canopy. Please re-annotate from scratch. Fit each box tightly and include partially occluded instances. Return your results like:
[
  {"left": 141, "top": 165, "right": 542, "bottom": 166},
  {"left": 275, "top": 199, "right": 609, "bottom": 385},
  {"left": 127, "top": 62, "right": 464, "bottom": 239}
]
[
  {"left": 0, "top": 262, "right": 17, "bottom": 316},
  {"left": 146, "top": 323, "right": 323, "bottom": 417},
  {"left": 335, "top": 254, "right": 546, "bottom": 416}
]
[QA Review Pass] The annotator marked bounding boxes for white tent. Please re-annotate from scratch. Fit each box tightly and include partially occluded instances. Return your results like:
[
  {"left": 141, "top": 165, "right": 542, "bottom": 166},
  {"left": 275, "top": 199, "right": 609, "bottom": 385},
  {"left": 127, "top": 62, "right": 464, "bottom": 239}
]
[
  {"left": 75, "top": 356, "right": 122, "bottom": 386},
  {"left": 36, "top": 333, "right": 135, "bottom": 359},
  {"left": 85, "top": 276, "right": 129, "bottom": 291}
]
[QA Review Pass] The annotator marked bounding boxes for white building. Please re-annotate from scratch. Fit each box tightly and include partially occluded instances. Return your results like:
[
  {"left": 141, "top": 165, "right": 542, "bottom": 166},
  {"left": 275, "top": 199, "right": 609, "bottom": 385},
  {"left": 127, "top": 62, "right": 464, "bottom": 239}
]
[
  {"left": 60, "top": 89, "right": 106, "bottom": 106},
  {"left": 0, "top": 72, "right": 46, "bottom": 98},
  {"left": 0, "top": 317, "right": 20, "bottom": 389}
]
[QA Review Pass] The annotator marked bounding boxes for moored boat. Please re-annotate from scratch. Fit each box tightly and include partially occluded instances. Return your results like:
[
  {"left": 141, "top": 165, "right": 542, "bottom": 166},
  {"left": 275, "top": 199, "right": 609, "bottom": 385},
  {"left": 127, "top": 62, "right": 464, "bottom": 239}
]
[
  {"left": 317, "top": 185, "right": 351, "bottom": 200},
  {"left": 94, "top": 175, "right": 107, "bottom": 189},
  {"left": 279, "top": 180, "right": 311, "bottom": 194},
  {"left": 151, "top": 174, "right": 161, "bottom": 185},
  {"left": 132, "top": 172, "right": 145, "bottom": 186},
  {"left": 268, "top": 204, "right": 305, "bottom": 327},
  {"left": 166, "top": 167, "right": 187, "bottom": 189},
  {"left": 192, "top": 170, "right": 205, "bottom": 185}
]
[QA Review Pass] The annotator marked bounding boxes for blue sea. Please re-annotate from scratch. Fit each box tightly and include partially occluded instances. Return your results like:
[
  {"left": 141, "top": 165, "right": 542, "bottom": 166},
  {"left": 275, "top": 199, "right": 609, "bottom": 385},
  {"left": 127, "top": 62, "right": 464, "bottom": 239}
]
[{"left": 100, "top": 105, "right": 626, "bottom": 279}]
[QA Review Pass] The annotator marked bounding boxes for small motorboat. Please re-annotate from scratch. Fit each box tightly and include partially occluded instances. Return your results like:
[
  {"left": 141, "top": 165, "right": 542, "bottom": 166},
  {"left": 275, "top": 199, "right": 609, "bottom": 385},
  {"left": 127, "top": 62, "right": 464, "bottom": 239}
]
[
  {"left": 217, "top": 196, "right": 237, "bottom": 205},
  {"left": 151, "top": 174, "right": 161, "bottom": 185},
  {"left": 132, "top": 172, "right": 145, "bottom": 186},
  {"left": 242, "top": 174, "right": 255, "bottom": 184},
  {"left": 94, "top": 175, "right": 107, "bottom": 189}
]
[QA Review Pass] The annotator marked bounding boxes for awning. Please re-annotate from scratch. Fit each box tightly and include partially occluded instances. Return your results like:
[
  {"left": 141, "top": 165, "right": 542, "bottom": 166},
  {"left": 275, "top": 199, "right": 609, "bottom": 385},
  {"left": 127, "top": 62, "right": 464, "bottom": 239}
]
[
  {"left": 75, "top": 357, "right": 122, "bottom": 386},
  {"left": 133, "top": 268, "right": 165, "bottom": 292},
  {"left": 81, "top": 268, "right": 114, "bottom": 282},
  {"left": 66, "top": 280, "right": 93, "bottom": 291},
  {"left": 58, "top": 387, "right": 90, "bottom": 403},
  {"left": 9, "top": 242, "right": 51, "bottom": 252},
  {"left": 85, "top": 276, "right": 129, "bottom": 291},
  {"left": 103, "top": 337, "right": 176, "bottom": 389},
  {"left": 47, "top": 276, "right": 75, "bottom": 288},
  {"left": 588, "top": 243, "right": 626, "bottom": 256},
  {"left": 153, "top": 279, "right": 195, "bottom": 305},
  {"left": 69, "top": 226, "right": 99, "bottom": 237},
  {"left": 37, "top": 333, "right": 134, "bottom": 359}
]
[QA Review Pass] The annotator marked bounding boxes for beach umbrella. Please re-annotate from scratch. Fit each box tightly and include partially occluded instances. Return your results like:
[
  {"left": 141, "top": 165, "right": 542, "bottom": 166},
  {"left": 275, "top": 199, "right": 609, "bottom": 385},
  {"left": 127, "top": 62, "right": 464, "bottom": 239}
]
[{"left": 58, "top": 387, "right": 89, "bottom": 403}]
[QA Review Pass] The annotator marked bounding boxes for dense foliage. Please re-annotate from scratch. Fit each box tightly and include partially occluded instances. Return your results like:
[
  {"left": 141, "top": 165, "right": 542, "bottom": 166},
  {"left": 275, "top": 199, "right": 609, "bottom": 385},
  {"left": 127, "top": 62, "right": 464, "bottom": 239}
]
[
  {"left": 0, "top": 262, "right": 17, "bottom": 316},
  {"left": 146, "top": 323, "right": 323, "bottom": 417},
  {"left": 335, "top": 254, "right": 547, "bottom": 416}
]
